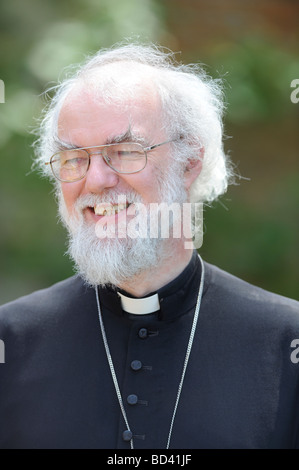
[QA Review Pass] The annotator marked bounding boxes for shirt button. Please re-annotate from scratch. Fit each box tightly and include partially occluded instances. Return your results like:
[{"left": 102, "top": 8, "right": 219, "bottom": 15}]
[
  {"left": 138, "top": 328, "right": 148, "bottom": 339},
  {"left": 122, "top": 430, "right": 133, "bottom": 441},
  {"left": 131, "top": 360, "right": 142, "bottom": 371},
  {"left": 127, "top": 394, "right": 138, "bottom": 405}
]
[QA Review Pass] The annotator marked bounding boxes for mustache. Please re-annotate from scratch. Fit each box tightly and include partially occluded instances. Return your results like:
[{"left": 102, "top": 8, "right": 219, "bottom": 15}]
[{"left": 74, "top": 190, "right": 143, "bottom": 211}]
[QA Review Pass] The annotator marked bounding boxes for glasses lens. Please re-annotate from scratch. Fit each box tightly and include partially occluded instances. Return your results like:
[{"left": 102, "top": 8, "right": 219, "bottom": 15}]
[
  {"left": 104, "top": 143, "right": 146, "bottom": 173},
  {"left": 51, "top": 149, "right": 89, "bottom": 182}
]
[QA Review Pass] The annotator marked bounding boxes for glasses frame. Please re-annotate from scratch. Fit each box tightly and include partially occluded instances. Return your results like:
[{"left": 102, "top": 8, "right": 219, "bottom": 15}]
[{"left": 45, "top": 139, "right": 175, "bottom": 183}]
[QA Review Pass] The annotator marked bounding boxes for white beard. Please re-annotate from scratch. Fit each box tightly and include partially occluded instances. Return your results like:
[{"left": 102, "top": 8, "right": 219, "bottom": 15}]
[{"left": 58, "top": 165, "right": 187, "bottom": 288}]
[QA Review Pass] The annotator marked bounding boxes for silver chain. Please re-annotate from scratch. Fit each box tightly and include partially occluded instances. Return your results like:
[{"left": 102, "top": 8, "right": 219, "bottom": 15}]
[{"left": 95, "top": 255, "right": 205, "bottom": 449}]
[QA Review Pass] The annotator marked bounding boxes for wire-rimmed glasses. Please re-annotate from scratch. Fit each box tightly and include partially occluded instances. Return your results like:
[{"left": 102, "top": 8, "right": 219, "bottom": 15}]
[{"left": 45, "top": 140, "right": 175, "bottom": 183}]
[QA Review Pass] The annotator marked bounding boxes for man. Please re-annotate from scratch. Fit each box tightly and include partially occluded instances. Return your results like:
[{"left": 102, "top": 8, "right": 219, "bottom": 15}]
[{"left": 0, "top": 43, "right": 298, "bottom": 450}]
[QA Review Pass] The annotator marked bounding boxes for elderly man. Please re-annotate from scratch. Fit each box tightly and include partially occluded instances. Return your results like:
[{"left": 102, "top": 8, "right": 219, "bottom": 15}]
[{"left": 0, "top": 43, "right": 298, "bottom": 450}]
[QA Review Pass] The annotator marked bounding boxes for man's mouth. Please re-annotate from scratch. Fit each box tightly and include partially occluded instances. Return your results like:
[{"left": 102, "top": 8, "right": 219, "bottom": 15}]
[{"left": 92, "top": 202, "right": 131, "bottom": 216}]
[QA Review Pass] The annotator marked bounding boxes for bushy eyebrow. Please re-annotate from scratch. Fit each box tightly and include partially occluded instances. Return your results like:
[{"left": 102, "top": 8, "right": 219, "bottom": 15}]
[
  {"left": 106, "top": 128, "right": 149, "bottom": 147},
  {"left": 53, "top": 128, "right": 150, "bottom": 150},
  {"left": 53, "top": 138, "right": 78, "bottom": 151}
]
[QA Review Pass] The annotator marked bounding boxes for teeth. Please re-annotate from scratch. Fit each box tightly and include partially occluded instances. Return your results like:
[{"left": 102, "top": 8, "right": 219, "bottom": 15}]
[{"left": 94, "top": 203, "right": 129, "bottom": 216}]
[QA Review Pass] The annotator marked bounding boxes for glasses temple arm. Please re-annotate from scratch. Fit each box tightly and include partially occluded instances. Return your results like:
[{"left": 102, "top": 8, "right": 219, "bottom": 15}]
[{"left": 144, "top": 139, "right": 176, "bottom": 152}]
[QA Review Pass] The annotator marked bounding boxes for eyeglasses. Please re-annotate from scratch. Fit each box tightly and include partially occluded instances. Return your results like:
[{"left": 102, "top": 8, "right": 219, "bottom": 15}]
[{"left": 45, "top": 140, "right": 175, "bottom": 183}]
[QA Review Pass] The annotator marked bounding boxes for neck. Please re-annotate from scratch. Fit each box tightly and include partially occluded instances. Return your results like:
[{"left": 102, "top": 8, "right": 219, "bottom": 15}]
[{"left": 118, "top": 241, "right": 194, "bottom": 297}]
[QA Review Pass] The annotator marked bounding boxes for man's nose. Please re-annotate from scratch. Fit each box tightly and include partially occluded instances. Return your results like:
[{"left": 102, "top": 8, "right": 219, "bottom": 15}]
[{"left": 84, "top": 152, "right": 119, "bottom": 193}]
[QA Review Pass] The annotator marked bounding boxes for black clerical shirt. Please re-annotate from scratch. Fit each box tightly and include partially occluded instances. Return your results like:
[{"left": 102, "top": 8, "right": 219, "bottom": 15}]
[{"left": 0, "top": 253, "right": 299, "bottom": 449}]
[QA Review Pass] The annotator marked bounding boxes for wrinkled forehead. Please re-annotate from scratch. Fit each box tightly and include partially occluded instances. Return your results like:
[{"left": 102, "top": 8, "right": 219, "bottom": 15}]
[{"left": 57, "top": 62, "right": 165, "bottom": 144}]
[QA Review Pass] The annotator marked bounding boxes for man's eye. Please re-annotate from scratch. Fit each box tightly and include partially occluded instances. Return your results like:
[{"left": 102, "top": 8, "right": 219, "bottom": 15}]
[
  {"left": 116, "top": 151, "right": 141, "bottom": 160},
  {"left": 62, "top": 157, "right": 86, "bottom": 167},
  {"left": 118, "top": 151, "right": 131, "bottom": 157}
]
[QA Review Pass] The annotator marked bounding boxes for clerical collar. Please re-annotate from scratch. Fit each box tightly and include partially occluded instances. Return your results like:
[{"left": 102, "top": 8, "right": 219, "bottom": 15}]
[
  {"left": 98, "top": 250, "right": 206, "bottom": 321},
  {"left": 117, "top": 291, "right": 160, "bottom": 315}
]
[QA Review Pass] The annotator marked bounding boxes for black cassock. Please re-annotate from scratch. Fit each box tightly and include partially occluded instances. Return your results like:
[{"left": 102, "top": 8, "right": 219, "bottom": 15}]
[{"left": 0, "top": 251, "right": 299, "bottom": 449}]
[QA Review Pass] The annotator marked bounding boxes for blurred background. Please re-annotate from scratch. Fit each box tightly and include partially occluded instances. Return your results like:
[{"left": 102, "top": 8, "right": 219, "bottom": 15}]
[{"left": 0, "top": 0, "right": 298, "bottom": 304}]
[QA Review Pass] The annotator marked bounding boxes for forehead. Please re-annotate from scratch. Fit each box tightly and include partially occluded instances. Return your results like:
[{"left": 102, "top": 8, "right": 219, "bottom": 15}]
[{"left": 58, "top": 65, "right": 164, "bottom": 146}]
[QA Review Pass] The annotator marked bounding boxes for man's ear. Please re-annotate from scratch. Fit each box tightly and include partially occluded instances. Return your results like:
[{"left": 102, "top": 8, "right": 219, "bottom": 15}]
[{"left": 184, "top": 147, "right": 204, "bottom": 190}]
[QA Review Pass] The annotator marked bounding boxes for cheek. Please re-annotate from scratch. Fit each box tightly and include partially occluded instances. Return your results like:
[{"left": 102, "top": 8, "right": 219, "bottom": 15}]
[
  {"left": 60, "top": 182, "right": 83, "bottom": 212},
  {"left": 122, "top": 171, "right": 161, "bottom": 202}
]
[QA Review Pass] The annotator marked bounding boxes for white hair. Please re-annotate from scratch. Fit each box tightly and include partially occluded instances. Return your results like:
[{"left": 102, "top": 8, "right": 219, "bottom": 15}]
[{"left": 33, "top": 41, "right": 233, "bottom": 203}]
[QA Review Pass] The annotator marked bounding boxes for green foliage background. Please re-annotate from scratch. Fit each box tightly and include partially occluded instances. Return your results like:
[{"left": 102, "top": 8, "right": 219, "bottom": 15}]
[{"left": 0, "top": 0, "right": 298, "bottom": 304}]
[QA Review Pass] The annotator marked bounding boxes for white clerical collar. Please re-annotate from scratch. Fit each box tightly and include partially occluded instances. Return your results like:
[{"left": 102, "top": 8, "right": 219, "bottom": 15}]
[{"left": 117, "top": 292, "right": 160, "bottom": 315}]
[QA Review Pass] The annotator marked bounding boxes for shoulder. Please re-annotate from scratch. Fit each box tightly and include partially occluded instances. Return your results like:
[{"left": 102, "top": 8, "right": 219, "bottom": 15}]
[
  {"left": 203, "top": 261, "right": 299, "bottom": 329},
  {"left": 0, "top": 276, "right": 92, "bottom": 334}
]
